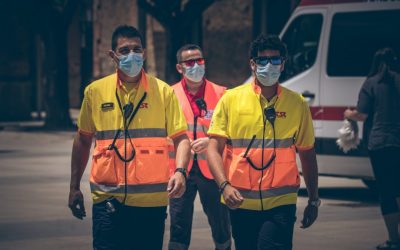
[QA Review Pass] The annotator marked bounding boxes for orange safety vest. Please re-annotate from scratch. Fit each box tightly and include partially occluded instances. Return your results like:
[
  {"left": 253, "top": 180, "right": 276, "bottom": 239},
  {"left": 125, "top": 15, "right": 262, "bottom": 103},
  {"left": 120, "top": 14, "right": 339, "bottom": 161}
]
[
  {"left": 223, "top": 126, "right": 300, "bottom": 210},
  {"left": 172, "top": 80, "right": 225, "bottom": 179},
  {"left": 87, "top": 71, "right": 183, "bottom": 207}
]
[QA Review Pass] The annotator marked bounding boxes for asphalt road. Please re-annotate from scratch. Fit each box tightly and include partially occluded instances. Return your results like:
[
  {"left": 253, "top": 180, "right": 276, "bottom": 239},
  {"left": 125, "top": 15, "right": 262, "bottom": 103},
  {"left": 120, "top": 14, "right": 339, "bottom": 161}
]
[{"left": 0, "top": 130, "right": 386, "bottom": 249}]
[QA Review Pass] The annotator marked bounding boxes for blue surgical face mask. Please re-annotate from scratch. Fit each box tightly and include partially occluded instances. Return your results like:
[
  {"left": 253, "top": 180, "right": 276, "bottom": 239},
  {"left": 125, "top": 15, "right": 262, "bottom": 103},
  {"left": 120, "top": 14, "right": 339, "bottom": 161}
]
[
  {"left": 255, "top": 63, "right": 281, "bottom": 86},
  {"left": 184, "top": 63, "right": 205, "bottom": 82},
  {"left": 118, "top": 52, "right": 143, "bottom": 77}
]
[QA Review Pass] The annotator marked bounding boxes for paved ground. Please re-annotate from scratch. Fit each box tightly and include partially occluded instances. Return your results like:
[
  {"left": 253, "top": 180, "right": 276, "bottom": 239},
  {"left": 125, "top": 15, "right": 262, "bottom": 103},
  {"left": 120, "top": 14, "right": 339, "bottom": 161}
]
[{"left": 0, "top": 129, "right": 387, "bottom": 249}]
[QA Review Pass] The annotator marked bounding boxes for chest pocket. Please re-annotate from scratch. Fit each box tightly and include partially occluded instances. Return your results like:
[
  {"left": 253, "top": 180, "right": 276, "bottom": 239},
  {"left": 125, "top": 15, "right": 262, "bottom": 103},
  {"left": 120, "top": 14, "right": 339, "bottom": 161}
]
[{"left": 129, "top": 139, "right": 170, "bottom": 184}]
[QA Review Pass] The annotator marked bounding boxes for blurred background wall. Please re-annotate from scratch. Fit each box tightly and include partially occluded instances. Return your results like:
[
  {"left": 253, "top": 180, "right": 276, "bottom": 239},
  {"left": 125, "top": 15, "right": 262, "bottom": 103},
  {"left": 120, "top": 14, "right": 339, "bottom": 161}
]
[{"left": 0, "top": 0, "right": 297, "bottom": 126}]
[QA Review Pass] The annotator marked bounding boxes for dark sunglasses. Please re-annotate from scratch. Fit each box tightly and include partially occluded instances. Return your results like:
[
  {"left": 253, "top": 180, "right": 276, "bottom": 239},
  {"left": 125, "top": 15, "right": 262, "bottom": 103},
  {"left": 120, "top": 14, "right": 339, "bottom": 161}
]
[
  {"left": 254, "top": 56, "right": 283, "bottom": 66},
  {"left": 180, "top": 58, "right": 205, "bottom": 67}
]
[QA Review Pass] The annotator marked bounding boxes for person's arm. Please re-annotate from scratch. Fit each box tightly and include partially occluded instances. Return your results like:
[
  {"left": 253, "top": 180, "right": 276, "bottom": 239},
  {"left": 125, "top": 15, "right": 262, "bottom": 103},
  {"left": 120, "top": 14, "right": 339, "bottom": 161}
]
[
  {"left": 344, "top": 109, "right": 368, "bottom": 122},
  {"left": 345, "top": 78, "right": 372, "bottom": 122},
  {"left": 207, "top": 136, "right": 243, "bottom": 208},
  {"left": 168, "top": 133, "right": 191, "bottom": 198},
  {"left": 68, "top": 131, "right": 93, "bottom": 219},
  {"left": 298, "top": 147, "right": 319, "bottom": 228}
]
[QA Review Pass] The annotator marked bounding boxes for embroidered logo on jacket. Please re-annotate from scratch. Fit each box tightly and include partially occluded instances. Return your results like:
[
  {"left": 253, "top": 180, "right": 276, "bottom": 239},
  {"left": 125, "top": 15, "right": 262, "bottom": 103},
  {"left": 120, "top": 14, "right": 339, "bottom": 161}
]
[
  {"left": 140, "top": 103, "right": 149, "bottom": 109},
  {"left": 101, "top": 102, "right": 114, "bottom": 111},
  {"left": 276, "top": 111, "right": 286, "bottom": 118}
]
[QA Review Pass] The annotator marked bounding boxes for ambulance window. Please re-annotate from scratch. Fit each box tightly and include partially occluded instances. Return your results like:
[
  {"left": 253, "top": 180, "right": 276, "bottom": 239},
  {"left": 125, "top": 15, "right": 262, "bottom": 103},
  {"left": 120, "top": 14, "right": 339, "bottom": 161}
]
[
  {"left": 328, "top": 10, "right": 400, "bottom": 77},
  {"left": 280, "top": 14, "right": 323, "bottom": 82}
]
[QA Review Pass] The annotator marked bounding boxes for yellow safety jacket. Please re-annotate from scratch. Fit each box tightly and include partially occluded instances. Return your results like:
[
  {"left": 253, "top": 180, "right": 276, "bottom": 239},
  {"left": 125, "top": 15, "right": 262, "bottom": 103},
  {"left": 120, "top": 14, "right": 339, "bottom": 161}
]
[
  {"left": 77, "top": 70, "right": 187, "bottom": 207},
  {"left": 208, "top": 82, "right": 315, "bottom": 210}
]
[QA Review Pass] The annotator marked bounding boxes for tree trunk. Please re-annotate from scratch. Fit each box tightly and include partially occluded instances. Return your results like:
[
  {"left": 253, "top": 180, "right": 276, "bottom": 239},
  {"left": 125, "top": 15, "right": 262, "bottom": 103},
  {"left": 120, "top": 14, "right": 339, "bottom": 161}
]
[
  {"left": 137, "top": 0, "right": 213, "bottom": 85},
  {"left": 165, "top": 23, "right": 184, "bottom": 84},
  {"left": 80, "top": 0, "right": 93, "bottom": 102},
  {"left": 43, "top": 18, "right": 73, "bottom": 129},
  {"left": 164, "top": 18, "right": 203, "bottom": 84},
  {"left": 38, "top": 0, "right": 79, "bottom": 129}
]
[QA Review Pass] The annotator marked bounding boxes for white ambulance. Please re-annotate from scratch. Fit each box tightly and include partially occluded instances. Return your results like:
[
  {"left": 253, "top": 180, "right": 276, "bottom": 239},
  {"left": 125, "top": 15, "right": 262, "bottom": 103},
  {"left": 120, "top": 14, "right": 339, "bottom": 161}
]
[{"left": 266, "top": 0, "right": 400, "bottom": 188}]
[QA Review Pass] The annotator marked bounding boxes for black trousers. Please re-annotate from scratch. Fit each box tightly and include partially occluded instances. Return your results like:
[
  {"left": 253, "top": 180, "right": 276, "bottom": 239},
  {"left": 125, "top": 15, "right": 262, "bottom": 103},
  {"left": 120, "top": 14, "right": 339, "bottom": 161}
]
[
  {"left": 169, "top": 161, "right": 231, "bottom": 250},
  {"left": 229, "top": 205, "right": 296, "bottom": 250},
  {"left": 92, "top": 199, "right": 167, "bottom": 250},
  {"left": 369, "top": 146, "right": 400, "bottom": 215}
]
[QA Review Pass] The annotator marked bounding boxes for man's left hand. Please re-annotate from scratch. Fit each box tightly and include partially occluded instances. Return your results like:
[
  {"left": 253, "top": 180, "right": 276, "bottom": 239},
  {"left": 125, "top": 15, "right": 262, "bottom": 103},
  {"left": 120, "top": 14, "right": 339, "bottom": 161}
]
[
  {"left": 300, "top": 204, "right": 318, "bottom": 229},
  {"left": 167, "top": 172, "right": 186, "bottom": 198}
]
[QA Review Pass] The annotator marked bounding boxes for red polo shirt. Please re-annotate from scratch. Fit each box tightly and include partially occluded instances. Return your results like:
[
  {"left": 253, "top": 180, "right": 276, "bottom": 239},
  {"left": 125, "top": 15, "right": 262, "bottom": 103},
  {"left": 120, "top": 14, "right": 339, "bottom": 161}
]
[{"left": 181, "top": 78, "right": 206, "bottom": 117}]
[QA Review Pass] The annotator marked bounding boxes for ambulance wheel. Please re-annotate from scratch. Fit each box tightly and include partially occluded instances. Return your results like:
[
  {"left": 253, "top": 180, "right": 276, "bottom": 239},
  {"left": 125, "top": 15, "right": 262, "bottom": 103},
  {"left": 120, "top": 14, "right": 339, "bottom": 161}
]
[{"left": 362, "top": 179, "right": 377, "bottom": 192}]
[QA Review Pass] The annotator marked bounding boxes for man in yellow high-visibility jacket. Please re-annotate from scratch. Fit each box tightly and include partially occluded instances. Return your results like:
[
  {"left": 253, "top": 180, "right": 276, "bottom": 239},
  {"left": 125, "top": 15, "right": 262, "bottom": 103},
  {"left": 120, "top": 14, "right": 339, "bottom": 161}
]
[
  {"left": 68, "top": 25, "right": 190, "bottom": 250},
  {"left": 207, "top": 34, "right": 320, "bottom": 250}
]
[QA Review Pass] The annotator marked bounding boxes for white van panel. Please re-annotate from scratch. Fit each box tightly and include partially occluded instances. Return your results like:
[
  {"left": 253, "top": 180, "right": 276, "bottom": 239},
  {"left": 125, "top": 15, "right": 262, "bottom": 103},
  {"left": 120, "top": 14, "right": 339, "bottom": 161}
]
[
  {"left": 279, "top": 7, "right": 327, "bottom": 133},
  {"left": 316, "top": 155, "right": 373, "bottom": 179},
  {"left": 295, "top": 153, "right": 373, "bottom": 179},
  {"left": 280, "top": 2, "right": 400, "bottom": 180}
]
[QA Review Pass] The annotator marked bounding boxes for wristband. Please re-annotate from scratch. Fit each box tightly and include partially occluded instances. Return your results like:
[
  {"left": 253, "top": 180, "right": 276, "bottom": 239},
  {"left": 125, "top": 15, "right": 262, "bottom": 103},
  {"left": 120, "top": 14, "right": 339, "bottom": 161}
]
[
  {"left": 174, "top": 168, "right": 187, "bottom": 181},
  {"left": 219, "top": 180, "right": 231, "bottom": 194},
  {"left": 308, "top": 198, "right": 321, "bottom": 207}
]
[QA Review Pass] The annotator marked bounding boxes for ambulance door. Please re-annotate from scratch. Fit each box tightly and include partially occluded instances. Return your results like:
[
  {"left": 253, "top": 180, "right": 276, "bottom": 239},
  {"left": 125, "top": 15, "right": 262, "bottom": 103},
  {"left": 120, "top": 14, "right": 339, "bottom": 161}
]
[{"left": 279, "top": 7, "right": 327, "bottom": 140}]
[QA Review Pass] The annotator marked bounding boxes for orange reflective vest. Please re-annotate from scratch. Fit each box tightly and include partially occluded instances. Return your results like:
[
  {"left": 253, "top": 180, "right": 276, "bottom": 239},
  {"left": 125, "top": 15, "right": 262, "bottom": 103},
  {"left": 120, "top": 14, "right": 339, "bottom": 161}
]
[
  {"left": 172, "top": 80, "right": 225, "bottom": 179},
  {"left": 223, "top": 138, "right": 300, "bottom": 209}
]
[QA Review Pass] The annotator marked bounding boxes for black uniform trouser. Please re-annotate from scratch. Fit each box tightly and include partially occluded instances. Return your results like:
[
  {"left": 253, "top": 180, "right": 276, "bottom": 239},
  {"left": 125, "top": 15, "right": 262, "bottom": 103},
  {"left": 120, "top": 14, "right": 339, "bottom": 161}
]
[
  {"left": 229, "top": 205, "right": 296, "bottom": 250},
  {"left": 92, "top": 199, "right": 167, "bottom": 250},
  {"left": 369, "top": 146, "right": 400, "bottom": 215},
  {"left": 169, "top": 161, "right": 231, "bottom": 250}
]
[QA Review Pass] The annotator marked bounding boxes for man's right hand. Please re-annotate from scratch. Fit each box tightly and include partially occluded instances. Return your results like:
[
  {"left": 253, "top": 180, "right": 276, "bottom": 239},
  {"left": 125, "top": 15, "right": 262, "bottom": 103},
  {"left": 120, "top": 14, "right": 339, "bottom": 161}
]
[
  {"left": 167, "top": 171, "right": 187, "bottom": 198},
  {"left": 222, "top": 185, "right": 244, "bottom": 209},
  {"left": 68, "top": 189, "right": 86, "bottom": 220}
]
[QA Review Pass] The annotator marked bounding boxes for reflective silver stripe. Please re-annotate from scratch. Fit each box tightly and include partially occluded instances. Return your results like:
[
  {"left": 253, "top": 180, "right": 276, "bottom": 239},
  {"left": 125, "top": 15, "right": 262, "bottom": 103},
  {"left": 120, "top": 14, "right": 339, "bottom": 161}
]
[
  {"left": 187, "top": 124, "right": 208, "bottom": 133},
  {"left": 90, "top": 182, "right": 168, "bottom": 194},
  {"left": 239, "top": 186, "right": 299, "bottom": 199},
  {"left": 229, "top": 138, "right": 294, "bottom": 149},
  {"left": 95, "top": 128, "right": 167, "bottom": 140}
]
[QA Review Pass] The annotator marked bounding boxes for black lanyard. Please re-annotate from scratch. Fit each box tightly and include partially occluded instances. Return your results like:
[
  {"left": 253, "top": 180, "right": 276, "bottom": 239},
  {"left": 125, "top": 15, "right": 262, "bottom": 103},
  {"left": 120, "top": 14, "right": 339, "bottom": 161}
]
[
  {"left": 242, "top": 104, "right": 277, "bottom": 211},
  {"left": 115, "top": 88, "right": 147, "bottom": 129},
  {"left": 107, "top": 88, "right": 147, "bottom": 163},
  {"left": 243, "top": 104, "right": 277, "bottom": 171},
  {"left": 108, "top": 76, "right": 148, "bottom": 205}
]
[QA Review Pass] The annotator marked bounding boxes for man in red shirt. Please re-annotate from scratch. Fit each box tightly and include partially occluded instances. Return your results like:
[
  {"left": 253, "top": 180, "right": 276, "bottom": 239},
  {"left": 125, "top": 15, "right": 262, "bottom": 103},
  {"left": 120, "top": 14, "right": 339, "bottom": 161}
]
[{"left": 169, "top": 44, "right": 231, "bottom": 250}]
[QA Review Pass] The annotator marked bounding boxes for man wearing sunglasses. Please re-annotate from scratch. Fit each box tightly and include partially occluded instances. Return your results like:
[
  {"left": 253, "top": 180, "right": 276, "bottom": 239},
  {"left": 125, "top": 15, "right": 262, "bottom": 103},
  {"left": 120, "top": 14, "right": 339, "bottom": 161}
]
[
  {"left": 168, "top": 44, "right": 232, "bottom": 250},
  {"left": 68, "top": 25, "right": 191, "bottom": 250},
  {"left": 207, "top": 34, "right": 319, "bottom": 250}
]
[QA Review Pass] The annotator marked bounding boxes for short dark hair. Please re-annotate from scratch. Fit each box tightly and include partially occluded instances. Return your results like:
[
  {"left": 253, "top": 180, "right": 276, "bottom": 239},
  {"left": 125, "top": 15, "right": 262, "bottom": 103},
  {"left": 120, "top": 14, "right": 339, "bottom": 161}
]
[
  {"left": 176, "top": 44, "right": 203, "bottom": 63},
  {"left": 249, "top": 34, "right": 287, "bottom": 59},
  {"left": 111, "top": 25, "right": 143, "bottom": 51}
]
